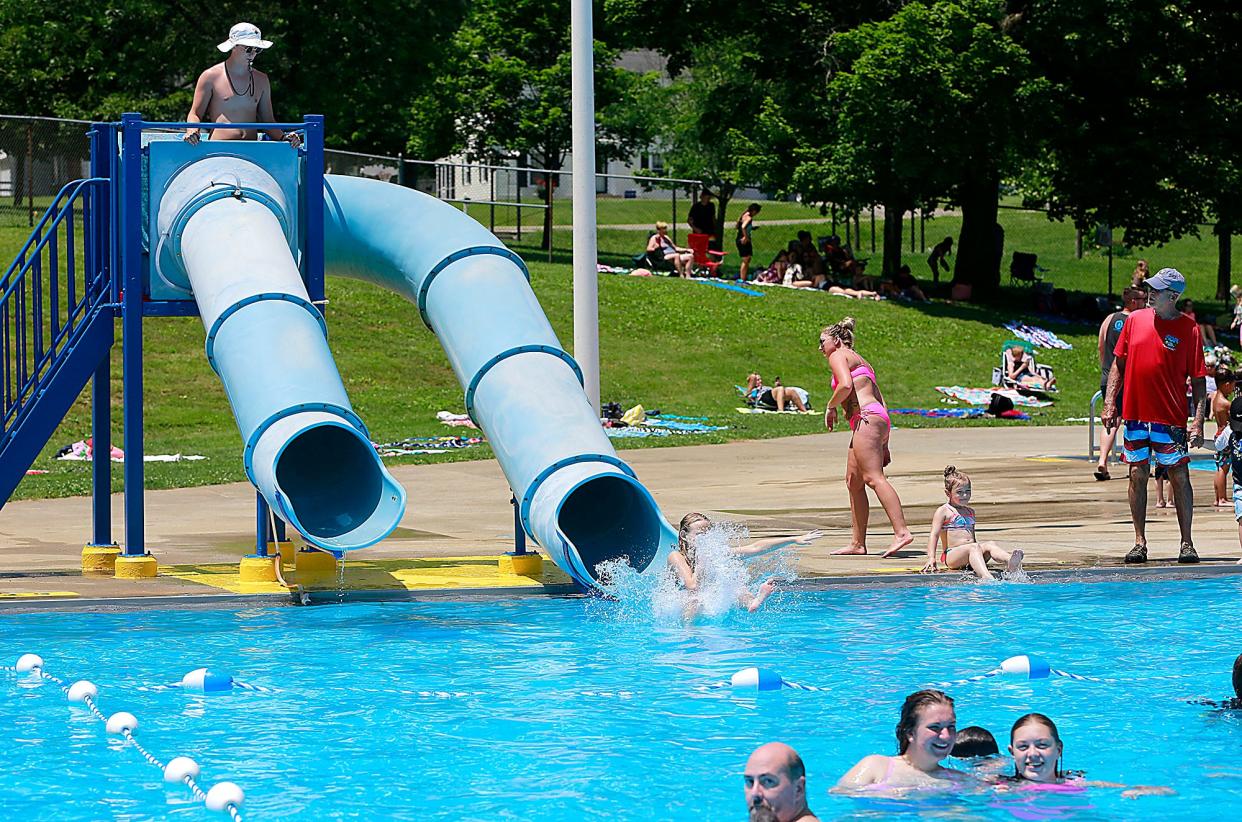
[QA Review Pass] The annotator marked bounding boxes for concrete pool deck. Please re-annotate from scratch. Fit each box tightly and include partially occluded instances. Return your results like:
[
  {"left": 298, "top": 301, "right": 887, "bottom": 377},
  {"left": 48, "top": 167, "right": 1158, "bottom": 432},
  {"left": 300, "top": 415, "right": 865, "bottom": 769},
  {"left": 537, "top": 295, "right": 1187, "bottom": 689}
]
[{"left": 3, "top": 425, "right": 1241, "bottom": 603}]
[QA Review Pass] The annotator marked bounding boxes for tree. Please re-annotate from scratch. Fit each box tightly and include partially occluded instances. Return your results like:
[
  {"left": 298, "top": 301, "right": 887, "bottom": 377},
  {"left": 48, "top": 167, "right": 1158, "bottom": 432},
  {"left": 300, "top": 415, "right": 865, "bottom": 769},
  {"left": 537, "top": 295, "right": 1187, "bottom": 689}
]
[
  {"left": 807, "top": 1, "right": 1049, "bottom": 292},
  {"left": 414, "top": 0, "right": 658, "bottom": 250},
  {"left": 653, "top": 38, "right": 770, "bottom": 248},
  {"left": 1007, "top": 0, "right": 1204, "bottom": 292},
  {"left": 1175, "top": 3, "right": 1242, "bottom": 299},
  {"left": 606, "top": 1, "right": 904, "bottom": 248}
]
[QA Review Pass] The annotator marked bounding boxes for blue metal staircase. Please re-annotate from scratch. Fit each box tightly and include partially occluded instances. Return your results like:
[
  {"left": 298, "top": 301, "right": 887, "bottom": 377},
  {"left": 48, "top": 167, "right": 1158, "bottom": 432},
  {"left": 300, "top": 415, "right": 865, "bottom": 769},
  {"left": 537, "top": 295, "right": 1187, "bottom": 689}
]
[{"left": 0, "top": 138, "right": 113, "bottom": 507}]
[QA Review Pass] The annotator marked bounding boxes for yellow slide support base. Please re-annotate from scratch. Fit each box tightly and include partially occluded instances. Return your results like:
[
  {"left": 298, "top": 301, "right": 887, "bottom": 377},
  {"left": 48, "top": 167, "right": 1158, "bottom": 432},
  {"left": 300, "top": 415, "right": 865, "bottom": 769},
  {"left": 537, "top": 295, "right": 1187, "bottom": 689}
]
[
  {"left": 498, "top": 552, "right": 543, "bottom": 576},
  {"left": 239, "top": 555, "right": 279, "bottom": 585},
  {"left": 295, "top": 549, "right": 338, "bottom": 588},
  {"left": 81, "top": 544, "right": 121, "bottom": 575},
  {"left": 114, "top": 554, "right": 159, "bottom": 579},
  {"left": 268, "top": 540, "right": 296, "bottom": 565}
]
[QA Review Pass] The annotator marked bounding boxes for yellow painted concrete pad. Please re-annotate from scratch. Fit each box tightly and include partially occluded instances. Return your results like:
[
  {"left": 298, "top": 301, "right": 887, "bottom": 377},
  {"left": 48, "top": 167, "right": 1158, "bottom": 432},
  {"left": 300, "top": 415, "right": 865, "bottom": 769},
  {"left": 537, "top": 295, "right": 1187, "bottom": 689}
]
[
  {"left": 0, "top": 591, "right": 80, "bottom": 599},
  {"left": 161, "top": 555, "right": 573, "bottom": 595}
]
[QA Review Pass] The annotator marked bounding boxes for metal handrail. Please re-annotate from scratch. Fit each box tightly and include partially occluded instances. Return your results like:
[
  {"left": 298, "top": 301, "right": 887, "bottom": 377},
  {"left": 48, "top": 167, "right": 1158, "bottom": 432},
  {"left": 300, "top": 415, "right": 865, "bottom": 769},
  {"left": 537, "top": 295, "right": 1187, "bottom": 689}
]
[
  {"left": 0, "top": 178, "right": 106, "bottom": 300},
  {"left": 2, "top": 177, "right": 109, "bottom": 431},
  {"left": 125, "top": 120, "right": 307, "bottom": 130}
]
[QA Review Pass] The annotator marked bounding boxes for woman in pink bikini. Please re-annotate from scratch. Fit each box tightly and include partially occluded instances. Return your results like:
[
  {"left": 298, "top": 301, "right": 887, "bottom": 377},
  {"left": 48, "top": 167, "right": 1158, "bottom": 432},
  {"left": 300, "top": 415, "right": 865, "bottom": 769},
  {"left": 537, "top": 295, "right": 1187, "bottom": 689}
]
[{"left": 819, "top": 317, "right": 914, "bottom": 557}]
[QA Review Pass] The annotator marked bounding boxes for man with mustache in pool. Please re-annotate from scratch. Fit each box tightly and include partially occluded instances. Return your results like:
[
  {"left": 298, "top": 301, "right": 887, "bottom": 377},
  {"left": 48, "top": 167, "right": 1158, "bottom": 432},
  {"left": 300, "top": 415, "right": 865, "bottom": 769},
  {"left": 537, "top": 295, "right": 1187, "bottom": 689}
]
[
  {"left": 743, "top": 743, "right": 819, "bottom": 821},
  {"left": 183, "top": 23, "right": 302, "bottom": 148}
]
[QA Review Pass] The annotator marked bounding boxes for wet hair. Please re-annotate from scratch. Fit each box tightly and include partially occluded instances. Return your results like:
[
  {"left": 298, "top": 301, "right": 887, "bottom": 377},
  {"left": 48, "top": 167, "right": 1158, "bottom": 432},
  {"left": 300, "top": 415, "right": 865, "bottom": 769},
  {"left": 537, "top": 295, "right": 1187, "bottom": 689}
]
[
  {"left": 1233, "top": 653, "right": 1242, "bottom": 700},
  {"left": 895, "top": 689, "right": 954, "bottom": 754},
  {"left": 1010, "top": 713, "right": 1063, "bottom": 778},
  {"left": 952, "top": 726, "right": 999, "bottom": 757},
  {"left": 677, "top": 512, "right": 711, "bottom": 566},
  {"left": 821, "top": 316, "right": 856, "bottom": 349},
  {"left": 943, "top": 465, "right": 970, "bottom": 495}
]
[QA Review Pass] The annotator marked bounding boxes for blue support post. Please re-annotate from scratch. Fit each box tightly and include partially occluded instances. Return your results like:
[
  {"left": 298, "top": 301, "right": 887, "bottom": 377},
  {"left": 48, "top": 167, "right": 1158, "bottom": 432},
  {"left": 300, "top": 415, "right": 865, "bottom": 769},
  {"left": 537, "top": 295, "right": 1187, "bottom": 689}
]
[
  {"left": 254, "top": 491, "right": 270, "bottom": 557},
  {"left": 511, "top": 494, "right": 528, "bottom": 555},
  {"left": 120, "top": 113, "right": 145, "bottom": 558},
  {"left": 88, "top": 123, "right": 114, "bottom": 548},
  {"left": 302, "top": 114, "right": 325, "bottom": 304}
]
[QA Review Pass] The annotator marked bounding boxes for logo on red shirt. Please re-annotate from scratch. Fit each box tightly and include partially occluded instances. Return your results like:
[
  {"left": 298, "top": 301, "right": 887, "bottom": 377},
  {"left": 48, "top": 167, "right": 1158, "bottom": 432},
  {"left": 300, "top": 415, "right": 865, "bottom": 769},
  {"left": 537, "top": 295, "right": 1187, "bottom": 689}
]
[{"left": 1162, "top": 335, "right": 1179, "bottom": 351}]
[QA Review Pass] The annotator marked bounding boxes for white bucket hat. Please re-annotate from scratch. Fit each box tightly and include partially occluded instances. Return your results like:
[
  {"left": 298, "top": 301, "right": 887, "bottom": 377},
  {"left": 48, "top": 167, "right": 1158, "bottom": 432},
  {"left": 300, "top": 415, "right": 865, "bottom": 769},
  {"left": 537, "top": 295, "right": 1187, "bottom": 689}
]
[{"left": 217, "top": 22, "right": 273, "bottom": 53}]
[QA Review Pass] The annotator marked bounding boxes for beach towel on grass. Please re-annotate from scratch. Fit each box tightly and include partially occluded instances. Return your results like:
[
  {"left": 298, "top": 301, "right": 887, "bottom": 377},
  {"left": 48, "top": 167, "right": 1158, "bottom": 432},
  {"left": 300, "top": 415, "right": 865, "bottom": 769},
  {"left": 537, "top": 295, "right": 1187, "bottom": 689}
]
[
  {"left": 374, "top": 436, "right": 483, "bottom": 457},
  {"left": 935, "top": 386, "right": 1052, "bottom": 408},
  {"left": 1004, "top": 322, "right": 1073, "bottom": 350},
  {"left": 694, "top": 279, "right": 764, "bottom": 297},
  {"left": 735, "top": 407, "right": 818, "bottom": 415},
  {"left": 891, "top": 408, "right": 1031, "bottom": 421}
]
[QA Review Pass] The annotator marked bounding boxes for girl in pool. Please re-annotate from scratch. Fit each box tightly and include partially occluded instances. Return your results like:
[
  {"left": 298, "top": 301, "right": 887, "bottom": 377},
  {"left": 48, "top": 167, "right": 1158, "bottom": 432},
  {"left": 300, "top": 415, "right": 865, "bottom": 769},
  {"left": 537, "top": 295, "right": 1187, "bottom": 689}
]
[
  {"left": 921, "top": 466, "right": 1024, "bottom": 581},
  {"left": 667, "top": 512, "right": 821, "bottom": 613},
  {"left": 836, "top": 689, "right": 975, "bottom": 791},
  {"left": 1001, "top": 713, "right": 1173, "bottom": 799}
]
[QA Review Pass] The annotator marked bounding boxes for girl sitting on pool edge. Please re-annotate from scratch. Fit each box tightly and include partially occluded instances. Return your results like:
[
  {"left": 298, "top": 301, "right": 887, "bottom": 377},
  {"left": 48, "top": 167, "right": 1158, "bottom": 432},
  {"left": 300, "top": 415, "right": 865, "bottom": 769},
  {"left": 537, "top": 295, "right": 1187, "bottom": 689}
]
[
  {"left": 667, "top": 513, "right": 821, "bottom": 613},
  {"left": 921, "top": 466, "right": 1024, "bottom": 581}
]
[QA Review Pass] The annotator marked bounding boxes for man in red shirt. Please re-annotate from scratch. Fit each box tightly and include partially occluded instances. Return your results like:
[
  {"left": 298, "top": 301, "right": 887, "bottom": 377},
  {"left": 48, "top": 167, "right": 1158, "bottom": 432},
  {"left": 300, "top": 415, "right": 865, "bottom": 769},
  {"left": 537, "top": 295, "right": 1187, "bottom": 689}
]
[{"left": 1103, "top": 268, "right": 1207, "bottom": 564}]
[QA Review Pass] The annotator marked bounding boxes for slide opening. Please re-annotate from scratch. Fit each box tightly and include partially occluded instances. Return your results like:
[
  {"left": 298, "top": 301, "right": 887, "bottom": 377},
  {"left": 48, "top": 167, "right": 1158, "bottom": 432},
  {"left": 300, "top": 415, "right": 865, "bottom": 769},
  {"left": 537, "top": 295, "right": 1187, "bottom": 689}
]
[
  {"left": 275, "top": 425, "right": 381, "bottom": 539},
  {"left": 558, "top": 475, "right": 663, "bottom": 581}
]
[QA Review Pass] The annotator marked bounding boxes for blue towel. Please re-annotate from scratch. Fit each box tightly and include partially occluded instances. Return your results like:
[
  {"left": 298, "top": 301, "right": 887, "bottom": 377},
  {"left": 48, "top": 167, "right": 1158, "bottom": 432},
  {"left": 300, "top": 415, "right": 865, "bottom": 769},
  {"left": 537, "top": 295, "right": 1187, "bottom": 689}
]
[{"left": 695, "top": 279, "right": 764, "bottom": 297}]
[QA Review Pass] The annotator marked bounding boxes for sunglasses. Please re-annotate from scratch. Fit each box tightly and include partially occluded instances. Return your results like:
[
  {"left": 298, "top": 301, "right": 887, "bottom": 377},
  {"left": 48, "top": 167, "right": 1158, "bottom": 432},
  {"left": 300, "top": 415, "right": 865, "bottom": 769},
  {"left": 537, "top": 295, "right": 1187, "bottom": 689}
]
[{"left": 241, "top": 46, "right": 262, "bottom": 54}]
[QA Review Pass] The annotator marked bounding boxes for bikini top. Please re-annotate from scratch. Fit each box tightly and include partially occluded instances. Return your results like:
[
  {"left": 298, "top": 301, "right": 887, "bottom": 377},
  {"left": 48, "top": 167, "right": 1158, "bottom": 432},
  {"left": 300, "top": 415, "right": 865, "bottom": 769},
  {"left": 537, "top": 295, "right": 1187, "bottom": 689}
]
[
  {"left": 831, "top": 363, "right": 880, "bottom": 392},
  {"left": 943, "top": 507, "right": 975, "bottom": 531}
]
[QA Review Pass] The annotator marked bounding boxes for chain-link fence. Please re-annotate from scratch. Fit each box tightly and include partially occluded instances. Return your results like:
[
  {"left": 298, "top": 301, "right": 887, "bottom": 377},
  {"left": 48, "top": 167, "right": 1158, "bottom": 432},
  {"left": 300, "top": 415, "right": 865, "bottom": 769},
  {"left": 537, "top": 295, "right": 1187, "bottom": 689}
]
[
  {"left": 0, "top": 116, "right": 92, "bottom": 229},
  {"left": 325, "top": 150, "right": 700, "bottom": 265},
  {"left": 5, "top": 115, "right": 1232, "bottom": 302}
]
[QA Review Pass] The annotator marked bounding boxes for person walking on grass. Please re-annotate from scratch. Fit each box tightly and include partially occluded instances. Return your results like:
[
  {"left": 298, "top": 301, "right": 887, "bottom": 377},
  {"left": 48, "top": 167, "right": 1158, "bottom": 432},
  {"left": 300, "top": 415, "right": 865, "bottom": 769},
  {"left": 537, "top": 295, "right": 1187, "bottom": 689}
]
[
  {"left": 736, "top": 203, "right": 761, "bottom": 282},
  {"left": 184, "top": 22, "right": 302, "bottom": 148},
  {"left": 1095, "top": 286, "right": 1146, "bottom": 481},
  {"left": 820, "top": 317, "right": 914, "bottom": 558},
  {"left": 1102, "top": 268, "right": 1207, "bottom": 564}
]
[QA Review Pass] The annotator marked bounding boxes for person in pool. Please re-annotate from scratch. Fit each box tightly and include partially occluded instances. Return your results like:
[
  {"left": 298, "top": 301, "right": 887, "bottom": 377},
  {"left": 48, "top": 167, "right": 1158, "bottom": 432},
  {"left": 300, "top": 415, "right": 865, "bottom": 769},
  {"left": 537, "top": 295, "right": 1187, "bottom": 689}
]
[
  {"left": 921, "top": 466, "right": 1024, "bottom": 581},
  {"left": 1003, "top": 713, "right": 1173, "bottom": 799},
  {"left": 743, "top": 742, "right": 820, "bottom": 822},
  {"left": 1194, "top": 653, "right": 1242, "bottom": 710},
  {"left": 952, "top": 726, "right": 999, "bottom": 758},
  {"left": 835, "top": 689, "right": 973, "bottom": 790},
  {"left": 667, "top": 513, "right": 821, "bottom": 613}
]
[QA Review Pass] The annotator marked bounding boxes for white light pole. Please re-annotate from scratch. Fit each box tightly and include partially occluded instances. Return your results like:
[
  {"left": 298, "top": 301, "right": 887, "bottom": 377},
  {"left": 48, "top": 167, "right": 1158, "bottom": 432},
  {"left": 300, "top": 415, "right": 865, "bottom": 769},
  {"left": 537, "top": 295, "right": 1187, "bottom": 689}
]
[{"left": 570, "top": 0, "right": 600, "bottom": 414}]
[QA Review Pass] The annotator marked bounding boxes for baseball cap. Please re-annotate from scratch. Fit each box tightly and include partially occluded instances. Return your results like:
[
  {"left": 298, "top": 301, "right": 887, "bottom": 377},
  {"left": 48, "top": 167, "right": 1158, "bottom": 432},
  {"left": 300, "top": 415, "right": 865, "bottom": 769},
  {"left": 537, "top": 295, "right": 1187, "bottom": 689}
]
[
  {"left": 218, "top": 22, "right": 273, "bottom": 53},
  {"left": 1229, "top": 396, "right": 1242, "bottom": 433},
  {"left": 1145, "top": 267, "right": 1186, "bottom": 293}
]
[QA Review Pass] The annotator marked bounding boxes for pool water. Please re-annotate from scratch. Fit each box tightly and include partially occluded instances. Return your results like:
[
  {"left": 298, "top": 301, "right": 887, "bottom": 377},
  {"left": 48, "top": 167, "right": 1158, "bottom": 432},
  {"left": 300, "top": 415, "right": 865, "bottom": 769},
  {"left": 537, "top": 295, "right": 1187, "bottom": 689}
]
[{"left": 2, "top": 575, "right": 1241, "bottom": 820}]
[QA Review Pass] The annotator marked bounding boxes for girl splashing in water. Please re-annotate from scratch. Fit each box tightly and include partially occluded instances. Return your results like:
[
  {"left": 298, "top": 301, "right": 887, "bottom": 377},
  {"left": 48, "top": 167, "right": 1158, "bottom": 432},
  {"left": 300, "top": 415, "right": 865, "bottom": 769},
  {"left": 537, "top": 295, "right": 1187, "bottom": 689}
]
[
  {"left": 922, "top": 466, "right": 1024, "bottom": 580},
  {"left": 667, "top": 513, "right": 821, "bottom": 615}
]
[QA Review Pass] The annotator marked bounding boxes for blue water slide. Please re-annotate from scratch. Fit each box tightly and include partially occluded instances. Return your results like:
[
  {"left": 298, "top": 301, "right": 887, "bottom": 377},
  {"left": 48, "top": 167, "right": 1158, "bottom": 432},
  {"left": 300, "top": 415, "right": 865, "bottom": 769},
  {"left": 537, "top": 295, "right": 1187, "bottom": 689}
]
[
  {"left": 322, "top": 174, "right": 677, "bottom": 587},
  {"left": 154, "top": 156, "right": 406, "bottom": 552}
]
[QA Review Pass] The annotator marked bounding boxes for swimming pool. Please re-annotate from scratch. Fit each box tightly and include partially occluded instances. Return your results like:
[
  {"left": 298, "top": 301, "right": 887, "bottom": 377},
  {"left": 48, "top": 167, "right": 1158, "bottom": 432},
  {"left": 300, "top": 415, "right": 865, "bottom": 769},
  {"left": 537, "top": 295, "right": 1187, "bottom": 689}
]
[{"left": 3, "top": 574, "right": 1240, "bottom": 820}]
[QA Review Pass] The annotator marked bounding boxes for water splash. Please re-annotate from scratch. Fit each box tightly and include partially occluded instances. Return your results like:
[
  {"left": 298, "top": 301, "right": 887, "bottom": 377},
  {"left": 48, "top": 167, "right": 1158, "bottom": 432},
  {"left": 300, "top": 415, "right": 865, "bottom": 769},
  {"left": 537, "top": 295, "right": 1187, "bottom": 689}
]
[{"left": 592, "top": 521, "right": 799, "bottom": 622}]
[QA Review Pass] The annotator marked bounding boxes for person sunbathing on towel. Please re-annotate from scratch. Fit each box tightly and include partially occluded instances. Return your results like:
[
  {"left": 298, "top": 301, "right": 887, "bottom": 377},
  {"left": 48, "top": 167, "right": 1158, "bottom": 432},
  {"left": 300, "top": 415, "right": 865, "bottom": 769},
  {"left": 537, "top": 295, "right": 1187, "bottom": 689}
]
[{"left": 747, "top": 374, "right": 810, "bottom": 411}]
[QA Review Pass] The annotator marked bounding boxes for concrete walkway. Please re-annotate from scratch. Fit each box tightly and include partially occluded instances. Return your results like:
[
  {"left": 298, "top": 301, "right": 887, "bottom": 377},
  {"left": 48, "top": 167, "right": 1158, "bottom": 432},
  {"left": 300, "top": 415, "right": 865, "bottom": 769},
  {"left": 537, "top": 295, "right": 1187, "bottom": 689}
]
[{"left": 2, "top": 426, "right": 1239, "bottom": 602}]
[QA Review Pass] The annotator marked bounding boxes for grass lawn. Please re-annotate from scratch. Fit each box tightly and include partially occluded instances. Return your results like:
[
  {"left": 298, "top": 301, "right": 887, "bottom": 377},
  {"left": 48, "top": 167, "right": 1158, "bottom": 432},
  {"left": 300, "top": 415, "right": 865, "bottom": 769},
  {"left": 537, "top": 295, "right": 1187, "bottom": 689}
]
[
  {"left": 11, "top": 259, "right": 1107, "bottom": 503},
  {"left": 4, "top": 196, "right": 1237, "bottom": 503}
]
